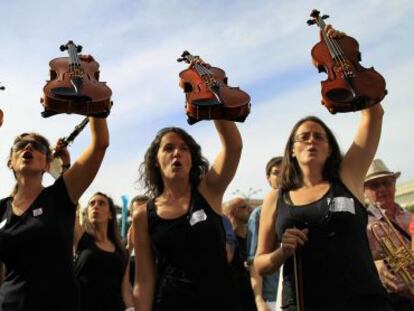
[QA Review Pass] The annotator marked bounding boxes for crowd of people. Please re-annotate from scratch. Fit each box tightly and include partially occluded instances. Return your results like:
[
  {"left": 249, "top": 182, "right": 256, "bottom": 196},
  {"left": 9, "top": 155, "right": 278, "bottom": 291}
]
[{"left": 0, "top": 26, "right": 414, "bottom": 311}]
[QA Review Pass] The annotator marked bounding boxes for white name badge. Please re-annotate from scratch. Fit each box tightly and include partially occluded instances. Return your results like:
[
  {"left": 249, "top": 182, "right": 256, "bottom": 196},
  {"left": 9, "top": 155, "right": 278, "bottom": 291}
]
[
  {"left": 189, "top": 209, "right": 207, "bottom": 226},
  {"left": 328, "top": 197, "right": 355, "bottom": 215},
  {"left": 0, "top": 218, "right": 6, "bottom": 230},
  {"left": 32, "top": 208, "right": 43, "bottom": 217}
]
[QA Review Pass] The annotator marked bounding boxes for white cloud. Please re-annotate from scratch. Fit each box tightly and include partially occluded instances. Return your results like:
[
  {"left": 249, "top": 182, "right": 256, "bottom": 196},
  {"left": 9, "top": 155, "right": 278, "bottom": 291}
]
[{"left": 1, "top": 0, "right": 414, "bottom": 203}]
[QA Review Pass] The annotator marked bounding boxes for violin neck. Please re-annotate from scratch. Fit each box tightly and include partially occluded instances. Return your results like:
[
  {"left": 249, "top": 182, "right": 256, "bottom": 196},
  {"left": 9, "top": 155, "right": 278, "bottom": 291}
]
[
  {"left": 316, "top": 18, "right": 343, "bottom": 61},
  {"left": 67, "top": 43, "right": 83, "bottom": 72}
]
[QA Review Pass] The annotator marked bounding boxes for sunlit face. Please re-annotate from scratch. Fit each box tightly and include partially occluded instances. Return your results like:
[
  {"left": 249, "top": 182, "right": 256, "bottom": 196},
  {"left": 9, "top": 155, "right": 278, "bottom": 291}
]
[
  {"left": 267, "top": 164, "right": 281, "bottom": 189},
  {"left": 10, "top": 138, "right": 50, "bottom": 176},
  {"left": 364, "top": 176, "right": 396, "bottom": 211},
  {"left": 291, "top": 121, "right": 331, "bottom": 167},
  {"left": 87, "top": 194, "right": 112, "bottom": 225},
  {"left": 156, "top": 132, "right": 192, "bottom": 181}
]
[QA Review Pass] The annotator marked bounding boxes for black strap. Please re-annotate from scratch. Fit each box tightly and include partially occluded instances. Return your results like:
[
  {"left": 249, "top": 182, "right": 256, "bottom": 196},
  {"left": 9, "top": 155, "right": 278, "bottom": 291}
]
[{"left": 389, "top": 219, "right": 411, "bottom": 241}]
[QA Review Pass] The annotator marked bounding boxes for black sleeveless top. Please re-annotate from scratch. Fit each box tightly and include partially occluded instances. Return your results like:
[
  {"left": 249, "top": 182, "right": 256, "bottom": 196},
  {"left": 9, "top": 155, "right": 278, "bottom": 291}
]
[
  {"left": 0, "top": 177, "right": 79, "bottom": 311},
  {"left": 147, "top": 189, "right": 237, "bottom": 311},
  {"left": 275, "top": 179, "right": 386, "bottom": 310},
  {"left": 74, "top": 233, "right": 128, "bottom": 311}
]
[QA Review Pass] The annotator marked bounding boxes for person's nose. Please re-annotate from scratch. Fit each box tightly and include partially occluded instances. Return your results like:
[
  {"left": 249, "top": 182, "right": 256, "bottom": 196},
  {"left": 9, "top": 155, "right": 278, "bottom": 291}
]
[
  {"left": 24, "top": 143, "right": 34, "bottom": 151},
  {"left": 173, "top": 147, "right": 181, "bottom": 157}
]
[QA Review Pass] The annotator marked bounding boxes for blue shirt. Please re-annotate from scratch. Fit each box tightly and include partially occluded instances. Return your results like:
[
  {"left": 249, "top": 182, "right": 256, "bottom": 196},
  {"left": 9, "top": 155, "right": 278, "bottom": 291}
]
[{"left": 247, "top": 206, "right": 279, "bottom": 302}]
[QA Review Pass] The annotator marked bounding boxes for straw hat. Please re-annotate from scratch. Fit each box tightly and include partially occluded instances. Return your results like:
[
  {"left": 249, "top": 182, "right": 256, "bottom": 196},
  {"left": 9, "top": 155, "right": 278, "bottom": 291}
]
[{"left": 364, "top": 159, "right": 401, "bottom": 183}]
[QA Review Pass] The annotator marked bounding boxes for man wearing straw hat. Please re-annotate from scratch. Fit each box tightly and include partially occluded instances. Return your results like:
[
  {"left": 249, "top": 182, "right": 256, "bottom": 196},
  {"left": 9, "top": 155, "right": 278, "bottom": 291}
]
[{"left": 364, "top": 158, "right": 414, "bottom": 310}]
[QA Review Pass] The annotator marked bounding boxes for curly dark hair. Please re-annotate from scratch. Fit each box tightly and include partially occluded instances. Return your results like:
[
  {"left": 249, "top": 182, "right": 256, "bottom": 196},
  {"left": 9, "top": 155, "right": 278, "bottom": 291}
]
[
  {"left": 139, "top": 127, "right": 209, "bottom": 198},
  {"left": 280, "top": 116, "right": 342, "bottom": 190}
]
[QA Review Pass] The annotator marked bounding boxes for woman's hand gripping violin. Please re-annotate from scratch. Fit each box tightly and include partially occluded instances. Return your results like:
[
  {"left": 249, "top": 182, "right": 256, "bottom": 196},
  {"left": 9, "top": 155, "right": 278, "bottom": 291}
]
[
  {"left": 178, "top": 51, "right": 250, "bottom": 125},
  {"left": 308, "top": 10, "right": 387, "bottom": 113},
  {"left": 41, "top": 41, "right": 112, "bottom": 118}
]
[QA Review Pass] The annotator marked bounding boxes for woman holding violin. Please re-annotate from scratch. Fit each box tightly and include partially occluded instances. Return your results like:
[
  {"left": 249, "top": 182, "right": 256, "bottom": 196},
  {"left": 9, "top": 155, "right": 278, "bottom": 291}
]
[
  {"left": 0, "top": 117, "right": 109, "bottom": 311},
  {"left": 132, "top": 121, "right": 242, "bottom": 310},
  {"left": 132, "top": 67, "right": 243, "bottom": 310},
  {"left": 255, "top": 26, "right": 392, "bottom": 311}
]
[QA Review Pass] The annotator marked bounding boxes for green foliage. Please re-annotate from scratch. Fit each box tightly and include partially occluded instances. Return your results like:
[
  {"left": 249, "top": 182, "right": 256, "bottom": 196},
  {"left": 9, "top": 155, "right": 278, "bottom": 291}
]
[{"left": 405, "top": 204, "right": 414, "bottom": 213}]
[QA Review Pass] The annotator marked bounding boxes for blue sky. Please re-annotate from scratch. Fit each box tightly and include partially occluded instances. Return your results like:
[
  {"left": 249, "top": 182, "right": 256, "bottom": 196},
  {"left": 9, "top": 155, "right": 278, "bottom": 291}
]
[{"left": 1, "top": 0, "right": 413, "bottom": 206}]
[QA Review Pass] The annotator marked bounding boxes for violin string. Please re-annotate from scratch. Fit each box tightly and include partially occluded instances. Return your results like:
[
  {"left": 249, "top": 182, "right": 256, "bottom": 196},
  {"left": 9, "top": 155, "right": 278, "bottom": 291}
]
[
  {"left": 319, "top": 18, "right": 349, "bottom": 78},
  {"left": 331, "top": 40, "right": 353, "bottom": 78}
]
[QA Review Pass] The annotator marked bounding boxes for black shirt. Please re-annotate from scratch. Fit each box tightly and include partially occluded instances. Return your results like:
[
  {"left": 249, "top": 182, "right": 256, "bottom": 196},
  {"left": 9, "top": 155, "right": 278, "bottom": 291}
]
[
  {"left": 0, "top": 177, "right": 79, "bottom": 311},
  {"left": 74, "top": 232, "right": 128, "bottom": 311},
  {"left": 276, "top": 179, "right": 386, "bottom": 310},
  {"left": 148, "top": 188, "right": 237, "bottom": 311},
  {"left": 229, "top": 235, "right": 257, "bottom": 311}
]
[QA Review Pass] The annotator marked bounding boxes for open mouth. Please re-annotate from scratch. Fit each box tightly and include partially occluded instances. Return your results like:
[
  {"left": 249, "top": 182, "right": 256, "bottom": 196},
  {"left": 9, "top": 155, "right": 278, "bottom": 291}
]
[
  {"left": 22, "top": 151, "right": 33, "bottom": 160},
  {"left": 172, "top": 160, "right": 182, "bottom": 168}
]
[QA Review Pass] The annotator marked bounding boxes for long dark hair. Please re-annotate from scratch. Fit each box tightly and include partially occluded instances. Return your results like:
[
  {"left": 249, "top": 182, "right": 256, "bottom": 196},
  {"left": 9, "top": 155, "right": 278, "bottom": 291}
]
[
  {"left": 84, "top": 192, "right": 127, "bottom": 257},
  {"left": 280, "top": 116, "right": 342, "bottom": 190},
  {"left": 139, "top": 127, "right": 209, "bottom": 198}
]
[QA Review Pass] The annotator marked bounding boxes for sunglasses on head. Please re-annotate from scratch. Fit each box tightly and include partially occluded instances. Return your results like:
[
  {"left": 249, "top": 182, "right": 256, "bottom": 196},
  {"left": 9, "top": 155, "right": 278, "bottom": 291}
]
[{"left": 12, "top": 140, "right": 49, "bottom": 154}]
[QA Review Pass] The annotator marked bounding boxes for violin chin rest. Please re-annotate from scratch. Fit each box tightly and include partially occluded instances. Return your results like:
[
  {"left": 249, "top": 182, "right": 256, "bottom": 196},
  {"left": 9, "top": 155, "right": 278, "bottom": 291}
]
[{"left": 51, "top": 87, "right": 92, "bottom": 102}]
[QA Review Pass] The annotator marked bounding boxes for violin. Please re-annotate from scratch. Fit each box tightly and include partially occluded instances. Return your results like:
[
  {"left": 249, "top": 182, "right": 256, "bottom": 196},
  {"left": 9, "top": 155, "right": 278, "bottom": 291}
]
[
  {"left": 0, "top": 84, "right": 5, "bottom": 127},
  {"left": 308, "top": 10, "right": 387, "bottom": 113},
  {"left": 178, "top": 51, "right": 250, "bottom": 124},
  {"left": 41, "top": 41, "right": 112, "bottom": 118}
]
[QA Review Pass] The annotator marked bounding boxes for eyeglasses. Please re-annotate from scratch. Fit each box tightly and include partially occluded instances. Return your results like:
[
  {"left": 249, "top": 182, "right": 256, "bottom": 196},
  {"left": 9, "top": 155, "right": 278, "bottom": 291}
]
[
  {"left": 12, "top": 140, "right": 49, "bottom": 154},
  {"left": 238, "top": 205, "right": 251, "bottom": 210},
  {"left": 365, "top": 179, "right": 395, "bottom": 190},
  {"left": 294, "top": 132, "right": 327, "bottom": 143}
]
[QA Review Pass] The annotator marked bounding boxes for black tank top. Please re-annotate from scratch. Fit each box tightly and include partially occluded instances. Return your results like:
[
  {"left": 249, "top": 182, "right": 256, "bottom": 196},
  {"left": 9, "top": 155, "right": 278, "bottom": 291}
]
[
  {"left": 74, "top": 233, "right": 127, "bottom": 311},
  {"left": 275, "top": 179, "right": 386, "bottom": 310},
  {"left": 147, "top": 188, "right": 237, "bottom": 311}
]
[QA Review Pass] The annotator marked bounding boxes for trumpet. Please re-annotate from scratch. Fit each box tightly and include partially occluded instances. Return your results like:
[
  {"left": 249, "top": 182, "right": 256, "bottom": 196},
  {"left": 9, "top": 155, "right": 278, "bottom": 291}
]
[
  {"left": 49, "top": 117, "right": 89, "bottom": 179},
  {"left": 370, "top": 203, "right": 414, "bottom": 295}
]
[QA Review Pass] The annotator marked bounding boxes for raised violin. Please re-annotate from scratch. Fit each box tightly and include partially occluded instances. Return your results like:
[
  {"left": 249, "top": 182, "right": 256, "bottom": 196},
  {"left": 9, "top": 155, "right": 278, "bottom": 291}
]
[
  {"left": 0, "top": 84, "right": 5, "bottom": 127},
  {"left": 178, "top": 51, "right": 250, "bottom": 124},
  {"left": 41, "top": 41, "right": 112, "bottom": 118},
  {"left": 308, "top": 10, "right": 387, "bottom": 113}
]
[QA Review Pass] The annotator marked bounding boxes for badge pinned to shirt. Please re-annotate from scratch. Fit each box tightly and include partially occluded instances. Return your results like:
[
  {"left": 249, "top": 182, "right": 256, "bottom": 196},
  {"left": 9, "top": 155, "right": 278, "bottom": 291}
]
[
  {"left": 328, "top": 197, "right": 355, "bottom": 215},
  {"left": 189, "top": 209, "right": 207, "bottom": 226},
  {"left": 32, "top": 207, "right": 44, "bottom": 217}
]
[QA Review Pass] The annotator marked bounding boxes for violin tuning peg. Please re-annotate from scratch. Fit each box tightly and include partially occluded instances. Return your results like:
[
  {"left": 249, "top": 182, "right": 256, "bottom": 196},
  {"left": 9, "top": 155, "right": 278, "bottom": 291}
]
[
  {"left": 177, "top": 57, "right": 184, "bottom": 62},
  {"left": 181, "top": 50, "right": 190, "bottom": 57},
  {"left": 59, "top": 44, "right": 67, "bottom": 52},
  {"left": 77, "top": 45, "right": 83, "bottom": 53},
  {"left": 307, "top": 19, "right": 316, "bottom": 26},
  {"left": 321, "top": 15, "right": 329, "bottom": 20}
]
